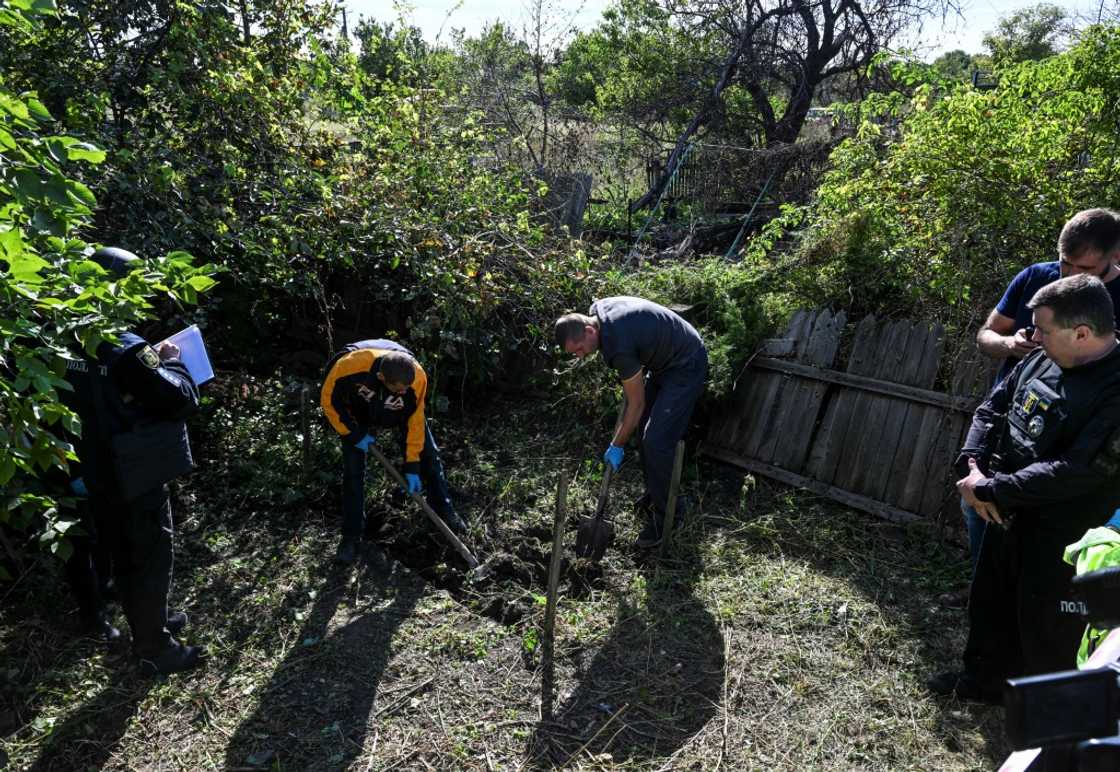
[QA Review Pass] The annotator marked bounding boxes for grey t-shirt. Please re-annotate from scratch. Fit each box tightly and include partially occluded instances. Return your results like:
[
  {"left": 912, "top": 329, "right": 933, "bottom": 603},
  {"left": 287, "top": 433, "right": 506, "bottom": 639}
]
[{"left": 590, "top": 296, "right": 705, "bottom": 380}]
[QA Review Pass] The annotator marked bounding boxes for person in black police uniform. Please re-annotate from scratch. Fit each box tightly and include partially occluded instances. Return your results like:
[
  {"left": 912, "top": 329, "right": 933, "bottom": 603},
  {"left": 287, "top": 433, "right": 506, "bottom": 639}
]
[
  {"left": 555, "top": 297, "right": 708, "bottom": 548},
  {"left": 320, "top": 339, "right": 465, "bottom": 564},
  {"left": 929, "top": 274, "right": 1120, "bottom": 702},
  {"left": 62, "top": 247, "right": 203, "bottom": 675}
]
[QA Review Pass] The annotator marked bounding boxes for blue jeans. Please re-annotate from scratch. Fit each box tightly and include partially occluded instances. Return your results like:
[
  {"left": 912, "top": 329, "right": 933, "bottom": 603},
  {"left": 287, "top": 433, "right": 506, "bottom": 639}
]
[
  {"left": 962, "top": 498, "right": 987, "bottom": 574},
  {"left": 341, "top": 422, "right": 454, "bottom": 540}
]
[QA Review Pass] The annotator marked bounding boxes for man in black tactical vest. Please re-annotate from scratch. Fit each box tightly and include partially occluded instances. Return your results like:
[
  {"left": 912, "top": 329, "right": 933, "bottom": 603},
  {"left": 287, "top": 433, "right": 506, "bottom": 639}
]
[
  {"left": 929, "top": 274, "right": 1120, "bottom": 702},
  {"left": 61, "top": 247, "right": 204, "bottom": 675}
]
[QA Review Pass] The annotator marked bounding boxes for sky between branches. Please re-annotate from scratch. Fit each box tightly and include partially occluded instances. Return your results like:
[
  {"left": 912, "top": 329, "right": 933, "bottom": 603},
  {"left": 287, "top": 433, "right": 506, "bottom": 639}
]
[{"left": 344, "top": 0, "right": 1105, "bottom": 61}]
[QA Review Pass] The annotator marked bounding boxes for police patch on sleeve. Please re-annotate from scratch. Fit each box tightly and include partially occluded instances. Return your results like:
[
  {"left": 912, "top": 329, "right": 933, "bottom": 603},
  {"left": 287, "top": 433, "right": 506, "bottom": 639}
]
[
  {"left": 137, "top": 345, "right": 160, "bottom": 369},
  {"left": 1027, "top": 414, "right": 1046, "bottom": 438}
]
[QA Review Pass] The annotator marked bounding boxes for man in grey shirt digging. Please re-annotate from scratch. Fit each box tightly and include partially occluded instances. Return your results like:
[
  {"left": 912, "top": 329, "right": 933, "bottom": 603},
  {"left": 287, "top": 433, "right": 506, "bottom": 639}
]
[{"left": 555, "top": 296, "right": 708, "bottom": 547}]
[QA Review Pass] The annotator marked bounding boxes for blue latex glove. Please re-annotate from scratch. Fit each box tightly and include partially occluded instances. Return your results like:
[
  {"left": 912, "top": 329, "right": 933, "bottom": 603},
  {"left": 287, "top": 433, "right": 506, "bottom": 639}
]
[
  {"left": 70, "top": 477, "right": 88, "bottom": 497},
  {"left": 603, "top": 444, "right": 624, "bottom": 471},
  {"left": 354, "top": 434, "right": 375, "bottom": 453},
  {"left": 405, "top": 473, "right": 422, "bottom": 494}
]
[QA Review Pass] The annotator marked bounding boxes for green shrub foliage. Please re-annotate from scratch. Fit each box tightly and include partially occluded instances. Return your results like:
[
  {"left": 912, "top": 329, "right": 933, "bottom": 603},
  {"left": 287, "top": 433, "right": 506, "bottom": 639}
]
[
  {"left": 0, "top": 0, "right": 216, "bottom": 570},
  {"left": 787, "top": 27, "right": 1120, "bottom": 334}
]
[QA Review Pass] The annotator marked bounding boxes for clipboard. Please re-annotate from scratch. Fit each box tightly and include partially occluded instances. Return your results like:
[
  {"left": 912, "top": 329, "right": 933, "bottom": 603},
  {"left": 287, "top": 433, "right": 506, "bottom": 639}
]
[{"left": 162, "top": 324, "right": 214, "bottom": 385}]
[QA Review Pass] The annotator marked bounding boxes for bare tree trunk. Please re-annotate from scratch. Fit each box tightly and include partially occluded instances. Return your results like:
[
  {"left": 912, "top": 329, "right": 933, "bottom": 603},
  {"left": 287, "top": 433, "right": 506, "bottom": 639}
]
[
  {"left": 630, "top": 23, "right": 752, "bottom": 213},
  {"left": 239, "top": 0, "right": 251, "bottom": 45}
]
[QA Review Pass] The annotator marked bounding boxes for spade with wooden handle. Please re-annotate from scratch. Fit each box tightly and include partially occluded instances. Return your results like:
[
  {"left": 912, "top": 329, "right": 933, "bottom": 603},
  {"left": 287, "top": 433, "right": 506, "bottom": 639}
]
[
  {"left": 367, "top": 444, "right": 481, "bottom": 570},
  {"left": 575, "top": 400, "right": 626, "bottom": 562}
]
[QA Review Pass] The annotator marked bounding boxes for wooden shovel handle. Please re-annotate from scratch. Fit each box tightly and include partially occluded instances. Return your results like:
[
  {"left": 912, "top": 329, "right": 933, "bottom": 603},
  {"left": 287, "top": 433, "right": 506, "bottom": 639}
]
[
  {"left": 595, "top": 397, "right": 627, "bottom": 518},
  {"left": 367, "top": 443, "right": 480, "bottom": 568}
]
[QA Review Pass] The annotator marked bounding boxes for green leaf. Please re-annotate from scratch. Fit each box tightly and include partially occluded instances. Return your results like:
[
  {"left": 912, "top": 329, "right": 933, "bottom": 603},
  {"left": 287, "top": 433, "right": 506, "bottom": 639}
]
[
  {"left": 0, "top": 228, "right": 23, "bottom": 258},
  {"left": 66, "top": 142, "right": 106, "bottom": 163},
  {"left": 9, "top": 250, "right": 49, "bottom": 284},
  {"left": 25, "top": 96, "right": 51, "bottom": 122},
  {"left": 65, "top": 179, "right": 96, "bottom": 206},
  {"left": 186, "top": 274, "right": 217, "bottom": 293}
]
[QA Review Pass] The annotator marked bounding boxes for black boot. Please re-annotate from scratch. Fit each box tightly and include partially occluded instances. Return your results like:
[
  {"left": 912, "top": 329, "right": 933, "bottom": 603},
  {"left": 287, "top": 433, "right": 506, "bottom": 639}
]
[
  {"left": 137, "top": 643, "right": 205, "bottom": 677},
  {"left": 633, "top": 520, "right": 662, "bottom": 549},
  {"left": 81, "top": 608, "right": 121, "bottom": 642},
  {"left": 926, "top": 671, "right": 1002, "bottom": 704},
  {"left": 167, "top": 610, "right": 188, "bottom": 636}
]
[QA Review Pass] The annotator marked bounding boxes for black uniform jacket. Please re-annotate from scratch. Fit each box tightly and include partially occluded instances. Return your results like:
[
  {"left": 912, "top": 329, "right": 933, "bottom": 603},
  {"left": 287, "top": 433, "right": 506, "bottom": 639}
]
[
  {"left": 62, "top": 332, "right": 199, "bottom": 493},
  {"left": 958, "top": 344, "right": 1120, "bottom": 539},
  {"left": 319, "top": 339, "right": 428, "bottom": 474}
]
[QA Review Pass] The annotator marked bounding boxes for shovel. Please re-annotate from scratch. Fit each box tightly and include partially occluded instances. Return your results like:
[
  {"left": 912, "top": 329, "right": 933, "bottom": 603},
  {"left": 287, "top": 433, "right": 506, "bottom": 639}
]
[
  {"left": 367, "top": 444, "right": 481, "bottom": 571},
  {"left": 575, "top": 464, "right": 615, "bottom": 561},
  {"left": 575, "top": 401, "right": 626, "bottom": 561}
]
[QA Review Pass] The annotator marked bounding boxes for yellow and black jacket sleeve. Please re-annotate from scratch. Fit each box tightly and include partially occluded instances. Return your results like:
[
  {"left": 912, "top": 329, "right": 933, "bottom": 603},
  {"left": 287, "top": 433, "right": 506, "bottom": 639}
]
[{"left": 320, "top": 347, "right": 429, "bottom": 473}]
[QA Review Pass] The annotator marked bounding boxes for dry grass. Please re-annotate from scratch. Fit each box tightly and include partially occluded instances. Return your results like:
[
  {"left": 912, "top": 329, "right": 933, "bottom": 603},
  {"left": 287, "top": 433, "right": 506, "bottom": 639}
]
[{"left": 0, "top": 385, "right": 1009, "bottom": 770}]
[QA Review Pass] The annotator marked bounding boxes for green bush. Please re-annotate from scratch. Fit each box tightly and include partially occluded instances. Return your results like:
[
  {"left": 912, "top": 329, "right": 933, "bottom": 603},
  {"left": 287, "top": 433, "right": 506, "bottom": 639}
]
[
  {"left": 603, "top": 257, "right": 785, "bottom": 398},
  {"left": 785, "top": 26, "right": 1120, "bottom": 336},
  {"left": 0, "top": 1, "right": 215, "bottom": 572}
]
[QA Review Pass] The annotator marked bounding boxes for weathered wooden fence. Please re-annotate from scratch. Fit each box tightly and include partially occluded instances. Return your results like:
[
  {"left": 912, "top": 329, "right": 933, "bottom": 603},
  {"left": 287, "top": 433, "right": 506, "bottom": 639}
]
[{"left": 703, "top": 309, "right": 994, "bottom": 524}]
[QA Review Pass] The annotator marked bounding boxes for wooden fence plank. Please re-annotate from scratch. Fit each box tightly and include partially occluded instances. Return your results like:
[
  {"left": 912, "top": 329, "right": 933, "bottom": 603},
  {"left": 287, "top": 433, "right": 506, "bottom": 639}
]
[
  {"left": 894, "top": 405, "right": 946, "bottom": 512},
  {"left": 870, "top": 322, "right": 944, "bottom": 503},
  {"left": 804, "top": 315, "right": 879, "bottom": 483},
  {"left": 771, "top": 310, "right": 845, "bottom": 471},
  {"left": 754, "top": 310, "right": 817, "bottom": 462},
  {"left": 826, "top": 317, "right": 886, "bottom": 490},
  {"left": 918, "top": 410, "right": 967, "bottom": 517},
  {"left": 883, "top": 324, "right": 946, "bottom": 507},
  {"left": 702, "top": 445, "right": 925, "bottom": 525},
  {"left": 842, "top": 318, "right": 913, "bottom": 493},
  {"left": 749, "top": 358, "right": 978, "bottom": 413},
  {"left": 708, "top": 308, "right": 990, "bottom": 526},
  {"left": 729, "top": 370, "right": 779, "bottom": 458}
]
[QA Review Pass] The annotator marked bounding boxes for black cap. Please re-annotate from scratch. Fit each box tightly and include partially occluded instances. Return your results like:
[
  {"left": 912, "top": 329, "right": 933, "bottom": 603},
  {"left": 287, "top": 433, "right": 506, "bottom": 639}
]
[{"left": 91, "top": 247, "right": 139, "bottom": 277}]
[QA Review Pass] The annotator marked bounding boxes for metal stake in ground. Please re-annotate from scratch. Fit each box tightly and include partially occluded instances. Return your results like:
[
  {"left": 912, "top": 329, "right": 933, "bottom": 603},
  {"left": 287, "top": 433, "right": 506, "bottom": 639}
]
[
  {"left": 659, "top": 440, "right": 686, "bottom": 557},
  {"left": 366, "top": 444, "right": 480, "bottom": 570},
  {"left": 542, "top": 472, "right": 569, "bottom": 722}
]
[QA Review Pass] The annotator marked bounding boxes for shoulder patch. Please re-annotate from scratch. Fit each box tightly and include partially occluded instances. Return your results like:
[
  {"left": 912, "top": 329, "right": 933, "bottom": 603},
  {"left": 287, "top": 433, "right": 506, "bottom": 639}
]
[{"left": 137, "top": 345, "right": 160, "bottom": 369}]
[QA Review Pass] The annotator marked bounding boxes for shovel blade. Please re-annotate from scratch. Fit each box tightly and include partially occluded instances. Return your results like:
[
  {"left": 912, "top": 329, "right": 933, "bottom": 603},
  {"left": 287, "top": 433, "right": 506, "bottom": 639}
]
[{"left": 576, "top": 516, "right": 614, "bottom": 562}]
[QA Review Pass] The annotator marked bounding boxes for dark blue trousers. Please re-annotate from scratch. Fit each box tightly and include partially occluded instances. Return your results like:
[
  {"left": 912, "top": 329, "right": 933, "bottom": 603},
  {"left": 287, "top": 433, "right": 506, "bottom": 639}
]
[
  {"left": 963, "top": 517, "right": 1084, "bottom": 690},
  {"left": 98, "top": 485, "right": 176, "bottom": 656},
  {"left": 638, "top": 349, "right": 707, "bottom": 521},
  {"left": 340, "top": 422, "right": 454, "bottom": 540},
  {"left": 63, "top": 497, "right": 113, "bottom": 622}
]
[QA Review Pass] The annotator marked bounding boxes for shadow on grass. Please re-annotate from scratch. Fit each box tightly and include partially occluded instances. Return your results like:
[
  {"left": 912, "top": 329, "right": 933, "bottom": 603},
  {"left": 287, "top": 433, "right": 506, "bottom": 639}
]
[
  {"left": 0, "top": 564, "right": 153, "bottom": 771},
  {"left": 700, "top": 459, "right": 1012, "bottom": 765},
  {"left": 529, "top": 535, "right": 725, "bottom": 767},
  {"left": 222, "top": 551, "right": 424, "bottom": 770},
  {"left": 25, "top": 673, "right": 153, "bottom": 772}
]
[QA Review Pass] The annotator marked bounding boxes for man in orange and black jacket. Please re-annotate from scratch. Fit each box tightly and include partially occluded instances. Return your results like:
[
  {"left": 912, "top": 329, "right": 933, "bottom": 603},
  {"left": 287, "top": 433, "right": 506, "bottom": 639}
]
[{"left": 320, "top": 339, "right": 465, "bottom": 563}]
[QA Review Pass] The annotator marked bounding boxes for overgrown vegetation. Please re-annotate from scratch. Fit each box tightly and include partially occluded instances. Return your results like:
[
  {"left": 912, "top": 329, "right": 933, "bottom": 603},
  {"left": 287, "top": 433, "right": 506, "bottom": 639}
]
[
  {"left": 0, "top": 390, "right": 999, "bottom": 770},
  {"left": 0, "top": 0, "right": 217, "bottom": 569},
  {"left": 754, "top": 25, "right": 1120, "bottom": 345},
  {"left": 6, "top": 0, "right": 1120, "bottom": 767}
]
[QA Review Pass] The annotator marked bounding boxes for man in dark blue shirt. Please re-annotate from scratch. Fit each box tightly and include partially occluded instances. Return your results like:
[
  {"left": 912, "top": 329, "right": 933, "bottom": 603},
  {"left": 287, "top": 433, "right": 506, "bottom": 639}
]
[
  {"left": 555, "top": 297, "right": 707, "bottom": 548},
  {"left": 959, "top": 209, "right": 1120, "bottom": 577}
]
